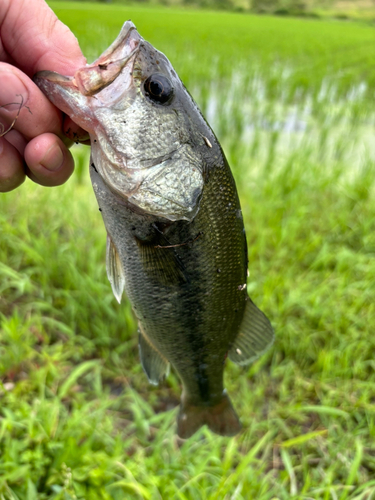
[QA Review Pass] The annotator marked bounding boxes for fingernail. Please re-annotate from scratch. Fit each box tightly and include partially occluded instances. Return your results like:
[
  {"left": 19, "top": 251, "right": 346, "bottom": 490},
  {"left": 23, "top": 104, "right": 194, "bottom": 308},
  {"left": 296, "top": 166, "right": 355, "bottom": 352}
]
[
  {"left": 40, "top": 143, "right": 64, "bottom": 171},
  {"left": 0, "top": 68, "right": 28, "bottom": 115}
]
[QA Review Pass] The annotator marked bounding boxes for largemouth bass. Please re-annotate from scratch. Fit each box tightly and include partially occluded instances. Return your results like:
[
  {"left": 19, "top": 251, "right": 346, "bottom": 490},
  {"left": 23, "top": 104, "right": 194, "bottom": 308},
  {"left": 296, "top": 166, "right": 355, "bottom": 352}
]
[{"left": 34, "top": 21, "right": 274, "bottom": 438}]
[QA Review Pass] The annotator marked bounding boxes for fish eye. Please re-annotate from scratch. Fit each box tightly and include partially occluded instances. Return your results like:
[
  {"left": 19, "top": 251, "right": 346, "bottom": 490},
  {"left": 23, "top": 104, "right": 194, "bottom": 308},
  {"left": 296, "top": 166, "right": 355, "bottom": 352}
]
[{"left": 143, "top": 74, "right": 174, "bottom": 105}]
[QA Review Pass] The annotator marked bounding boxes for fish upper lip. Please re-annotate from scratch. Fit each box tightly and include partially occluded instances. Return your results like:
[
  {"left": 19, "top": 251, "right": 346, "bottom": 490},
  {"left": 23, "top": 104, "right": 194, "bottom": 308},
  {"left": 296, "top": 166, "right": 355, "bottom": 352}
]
[
  {"left": 33, "top": 23, "right": 142, "bottom": 101},
  {"left": 92, "top": 21, "right": 142, "bottom": 65},
  {"left": 95, "top": 22, "right": 142, "bottom": 69},
  {"left": 72, "top": 24, "right": 142, "bottom": 97}
]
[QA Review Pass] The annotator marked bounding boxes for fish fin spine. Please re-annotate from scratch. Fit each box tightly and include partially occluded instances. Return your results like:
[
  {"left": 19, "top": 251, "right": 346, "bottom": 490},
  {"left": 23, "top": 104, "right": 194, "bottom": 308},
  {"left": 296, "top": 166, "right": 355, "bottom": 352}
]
[
  {"left": 228, "top": 298, "right": 274, "bottom": 366},
  {"left": 177, "top": 392, "right": 241, "bottom": 439},
  {"left": 106, "top": 234, "right": 125, "bottom": 304}
]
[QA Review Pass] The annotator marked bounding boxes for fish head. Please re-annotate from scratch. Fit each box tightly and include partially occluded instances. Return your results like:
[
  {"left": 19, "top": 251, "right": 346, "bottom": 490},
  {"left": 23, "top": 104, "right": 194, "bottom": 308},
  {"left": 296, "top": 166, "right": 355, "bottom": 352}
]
[{"left": 34, "top": 21, "right": 217, "bottom": 222}]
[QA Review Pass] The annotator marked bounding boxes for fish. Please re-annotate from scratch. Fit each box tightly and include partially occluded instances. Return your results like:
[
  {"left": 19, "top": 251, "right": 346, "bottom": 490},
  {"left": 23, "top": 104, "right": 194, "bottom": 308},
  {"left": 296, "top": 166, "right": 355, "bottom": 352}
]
[{"left": 34, "top": 21, "right": 274, "bottom": 439}]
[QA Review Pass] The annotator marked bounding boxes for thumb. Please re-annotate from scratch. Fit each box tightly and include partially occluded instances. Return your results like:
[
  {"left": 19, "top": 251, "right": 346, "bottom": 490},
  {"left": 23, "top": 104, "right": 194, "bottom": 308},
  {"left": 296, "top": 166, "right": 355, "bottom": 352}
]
[{"left": 1, "top": 0, "right": 86, "bottom": 77}]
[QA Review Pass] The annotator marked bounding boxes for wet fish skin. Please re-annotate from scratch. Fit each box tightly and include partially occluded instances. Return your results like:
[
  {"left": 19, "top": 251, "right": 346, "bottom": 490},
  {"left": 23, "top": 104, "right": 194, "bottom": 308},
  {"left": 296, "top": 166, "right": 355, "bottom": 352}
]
[{"left": 34, "top": 21, "right": 274, "bottom": 438}]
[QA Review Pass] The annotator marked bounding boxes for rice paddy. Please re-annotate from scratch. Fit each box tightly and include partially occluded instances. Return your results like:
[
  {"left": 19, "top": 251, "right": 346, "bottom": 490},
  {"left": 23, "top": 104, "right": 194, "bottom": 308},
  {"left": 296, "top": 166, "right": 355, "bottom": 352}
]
[{"left": 1, "top": 3, "right": 375, "bottom": 498}]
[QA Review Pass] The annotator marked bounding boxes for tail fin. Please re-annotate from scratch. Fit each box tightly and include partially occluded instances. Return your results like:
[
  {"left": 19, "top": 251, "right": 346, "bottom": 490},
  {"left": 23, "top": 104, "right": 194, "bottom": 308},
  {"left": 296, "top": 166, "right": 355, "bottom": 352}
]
[{"left": 177, "top": 393, "right": 241, "bottom": 439}]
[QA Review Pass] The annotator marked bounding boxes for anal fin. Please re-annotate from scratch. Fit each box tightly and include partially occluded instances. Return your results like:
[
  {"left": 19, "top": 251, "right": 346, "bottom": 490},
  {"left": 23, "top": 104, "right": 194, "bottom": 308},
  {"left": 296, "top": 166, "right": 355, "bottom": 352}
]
[
  {"left": 139, "top": 328, "right": 170, "bottom": 386},
  {"left": 229, "top": 299, "right": 274, "bottom": 366},
  {"left": 106, "top": 234, "right": 125, "bottom": 304}
]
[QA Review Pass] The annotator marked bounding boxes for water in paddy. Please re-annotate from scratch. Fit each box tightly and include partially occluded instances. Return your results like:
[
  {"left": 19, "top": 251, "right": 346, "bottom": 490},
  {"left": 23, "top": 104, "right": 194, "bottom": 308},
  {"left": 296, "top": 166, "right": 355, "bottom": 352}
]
[{"left": 191, "top": 67, "right": 375, "bottom": 182}]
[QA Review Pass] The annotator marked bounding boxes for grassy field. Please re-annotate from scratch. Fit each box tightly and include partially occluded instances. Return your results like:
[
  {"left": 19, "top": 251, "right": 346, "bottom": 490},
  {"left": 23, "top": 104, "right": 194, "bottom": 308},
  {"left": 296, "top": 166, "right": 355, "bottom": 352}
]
[{"left": 1, "top": 3, "right": 375, "bottom": 498}]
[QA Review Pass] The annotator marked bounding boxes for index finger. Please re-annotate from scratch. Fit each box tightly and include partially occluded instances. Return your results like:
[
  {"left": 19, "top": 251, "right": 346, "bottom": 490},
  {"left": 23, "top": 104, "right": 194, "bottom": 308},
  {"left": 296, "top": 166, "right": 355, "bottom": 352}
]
[{"left": 1, "top": 0, "right": 86, "bottom": 76}]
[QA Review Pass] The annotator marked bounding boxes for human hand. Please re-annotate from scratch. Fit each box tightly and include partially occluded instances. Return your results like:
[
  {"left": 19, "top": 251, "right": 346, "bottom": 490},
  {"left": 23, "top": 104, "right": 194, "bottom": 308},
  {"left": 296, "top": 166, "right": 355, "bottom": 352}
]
[{"left": 0, "top": 0, "right": 88, "bottom": 192}]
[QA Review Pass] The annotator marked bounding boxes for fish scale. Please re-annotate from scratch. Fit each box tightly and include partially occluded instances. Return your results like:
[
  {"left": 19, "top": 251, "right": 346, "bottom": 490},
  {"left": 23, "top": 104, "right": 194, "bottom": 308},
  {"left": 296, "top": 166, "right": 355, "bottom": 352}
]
[{"left": 34, "top": 20, "right": 274, "bottom": 438}]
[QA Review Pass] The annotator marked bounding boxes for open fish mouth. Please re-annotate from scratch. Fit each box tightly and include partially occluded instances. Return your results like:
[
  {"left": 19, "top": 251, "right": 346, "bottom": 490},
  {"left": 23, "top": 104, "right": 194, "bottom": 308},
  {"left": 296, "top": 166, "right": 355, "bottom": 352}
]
[
  {"left": 73, "top": 21, "right": 141, "bottom": 97},
  {"left": 35, "top": 21, "right": 141, "bottom": 98}
]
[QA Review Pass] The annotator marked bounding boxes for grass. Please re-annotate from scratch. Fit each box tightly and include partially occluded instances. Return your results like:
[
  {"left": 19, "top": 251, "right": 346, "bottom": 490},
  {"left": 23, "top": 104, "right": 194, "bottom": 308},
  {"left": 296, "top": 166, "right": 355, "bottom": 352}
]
[{"left": 1, "top": 2, "right": 375, "bottom": 498}]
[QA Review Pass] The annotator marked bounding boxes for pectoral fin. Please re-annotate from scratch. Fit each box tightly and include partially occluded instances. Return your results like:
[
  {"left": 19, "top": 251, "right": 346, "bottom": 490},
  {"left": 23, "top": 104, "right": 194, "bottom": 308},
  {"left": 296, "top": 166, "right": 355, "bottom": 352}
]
[
  {"left": 106, "top": 234, "right": 125, "bottom": 304},
  {"left": 229, "top": 299, "right": 274, "bottom": 366},
  {"left": 139, "top": 329, "right": 170, "bottom": 385},
  {"left": 136, "top": 237, "right": 188, "bottom": 286}
]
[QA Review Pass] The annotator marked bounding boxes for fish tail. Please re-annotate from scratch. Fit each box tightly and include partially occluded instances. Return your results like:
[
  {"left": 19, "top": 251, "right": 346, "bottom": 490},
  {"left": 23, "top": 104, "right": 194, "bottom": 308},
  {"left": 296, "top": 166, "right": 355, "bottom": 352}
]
[{"left": 177, "top": 393, "right": 241, "bottom": 439}]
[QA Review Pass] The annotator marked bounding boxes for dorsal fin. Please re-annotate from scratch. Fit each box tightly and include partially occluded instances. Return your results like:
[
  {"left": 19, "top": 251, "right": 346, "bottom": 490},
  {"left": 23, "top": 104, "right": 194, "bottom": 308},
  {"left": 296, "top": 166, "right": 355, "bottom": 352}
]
[
  {"left": 229, "top": 299, "right": 274, "bottom": 366},
  {"left": 139, "top": 328, "right": 170, "bottom": 385},
  {"left": 106, "top": 234, "right": 125, "bottom": 304}
]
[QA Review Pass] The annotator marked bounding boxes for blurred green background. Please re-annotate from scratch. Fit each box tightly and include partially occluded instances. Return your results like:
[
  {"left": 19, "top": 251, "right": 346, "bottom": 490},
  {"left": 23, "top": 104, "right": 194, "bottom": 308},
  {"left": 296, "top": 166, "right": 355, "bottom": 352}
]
[
  {"left": 1, "top": 2, "right": 375, "bottom": 498},
  {"left": 51, "top": 0, "right": 375, "bottom": 20}
]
